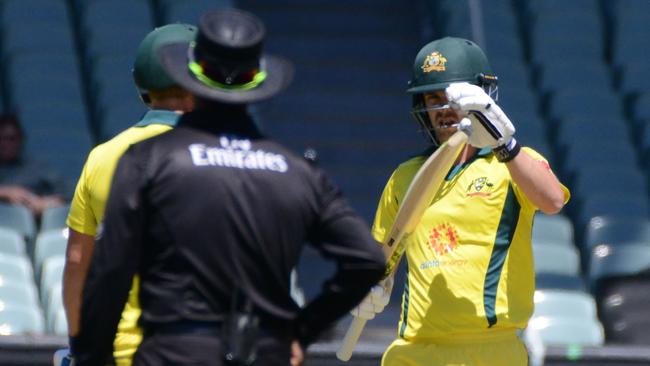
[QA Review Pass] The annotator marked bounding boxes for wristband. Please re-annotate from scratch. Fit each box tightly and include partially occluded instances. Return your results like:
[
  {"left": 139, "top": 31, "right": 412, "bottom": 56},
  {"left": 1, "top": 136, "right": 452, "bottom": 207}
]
[{"left": 493, "top": 138, "right": 520, "bottom": 163}]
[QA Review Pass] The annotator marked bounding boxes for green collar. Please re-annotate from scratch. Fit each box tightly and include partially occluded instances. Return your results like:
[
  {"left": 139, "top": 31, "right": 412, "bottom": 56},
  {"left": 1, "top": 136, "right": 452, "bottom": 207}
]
[{"left": 133, "top": 109, "right": 181, "bottom": 127}]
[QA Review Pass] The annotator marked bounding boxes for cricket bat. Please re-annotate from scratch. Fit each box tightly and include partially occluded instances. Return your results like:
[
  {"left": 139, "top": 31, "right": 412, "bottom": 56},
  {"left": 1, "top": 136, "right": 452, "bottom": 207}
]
[{"left": 336, "top": 130, "right": 468, "bottom": 361}]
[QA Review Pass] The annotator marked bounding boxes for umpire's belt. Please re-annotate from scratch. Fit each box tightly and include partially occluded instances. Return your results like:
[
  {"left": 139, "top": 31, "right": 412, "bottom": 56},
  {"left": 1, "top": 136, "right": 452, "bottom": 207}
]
[{"left": 144, "top": 320, "right": 222, "bottom": 336}]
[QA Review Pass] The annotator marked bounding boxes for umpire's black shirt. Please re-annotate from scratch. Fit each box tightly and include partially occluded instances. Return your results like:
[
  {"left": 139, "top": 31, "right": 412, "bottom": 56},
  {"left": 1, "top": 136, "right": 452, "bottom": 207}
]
[{"left": 74, "top": 108, "right": 385, "bottom": 365}]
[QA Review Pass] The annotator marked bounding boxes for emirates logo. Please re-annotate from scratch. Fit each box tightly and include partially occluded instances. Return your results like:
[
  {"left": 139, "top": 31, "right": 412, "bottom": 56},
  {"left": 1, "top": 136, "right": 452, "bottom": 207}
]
[{"left": 428, "top": 223, "right": 459, "bottom": 256}]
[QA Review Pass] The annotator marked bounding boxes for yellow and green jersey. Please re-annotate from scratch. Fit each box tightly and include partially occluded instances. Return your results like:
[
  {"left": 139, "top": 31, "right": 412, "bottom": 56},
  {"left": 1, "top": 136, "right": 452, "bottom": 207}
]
[
  {"left": 372, "top": 146, "right": 569, "bottom": 342},
  {"left": 66, "top": 110, "right": 180, "bottom": 364}
]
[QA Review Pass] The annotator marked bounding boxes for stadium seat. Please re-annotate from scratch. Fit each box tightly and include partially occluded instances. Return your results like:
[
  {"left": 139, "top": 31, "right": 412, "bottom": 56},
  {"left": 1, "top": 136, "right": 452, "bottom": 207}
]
[
  {"left": 0, "top": 282, "right": 39, "bottom": 308},
  {"left": 524, "top": 316, "right": 605, "bottom": 346},
  {"left": 533, "top": 213, "right": 574, "bottom": 247},
  {"left": 0, "top": 227, "right": 26, "bottom": 256},
  {"left": 33, "top": 229, "right": 68, "bottom": 280},
  {"left": 0, "top": 253, "right": 35, "bottom": 285},
  {"left": 584, "top": 216, "right": 650, "bottom": 254},
  {"left": 45, "top": 282, "right": 63, "bottom": 333},
  {"left": 617, "top": 62, "right": 650, "bottom": 97},
  {"left": 533, "top": 243, "right": 580, "bottom": 276},
  {"left": 79, "top": 0, "right": 154, "bottom": 30},
  {"left": 52, "top": 307, "right": 68, "bottom": 336},
  {"left": 160, "top": 0, "right": 234, "bottom": 24},
  {"left": 536, "top": 61, "right": 612, "bottom": 96},
  {"left": 40, "top": 256, "right": 65, "bottom": 308},
  {"left": 40, "top": 205, "right": 71, "bottom": 233},
  {"left": 595, "top": 275, "right": 650, "bottom": 344},
  {"left": 535, "top": 273, "right": 586, "bottom": 292},
  {"left": 589, "top": 242, "right": 650, "bottom": 289},
  {"left": 0, "top": 305, "right": 45, "bottom": 335},
  {"left": 0, "top": 203, "right": 36, "bottom": 243},
  {"left": 533, "top": 289, "right": 599, "bottom": 320}
]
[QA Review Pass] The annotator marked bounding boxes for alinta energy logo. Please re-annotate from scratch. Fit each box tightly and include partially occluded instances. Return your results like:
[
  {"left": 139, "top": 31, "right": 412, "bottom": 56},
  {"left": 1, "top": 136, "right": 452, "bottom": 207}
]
[
  {"left": 466, "top": 176, "right": 494, "bottom": 197},
  {"left": 428, "top": 222, "right": 459, "bottom": 256}
]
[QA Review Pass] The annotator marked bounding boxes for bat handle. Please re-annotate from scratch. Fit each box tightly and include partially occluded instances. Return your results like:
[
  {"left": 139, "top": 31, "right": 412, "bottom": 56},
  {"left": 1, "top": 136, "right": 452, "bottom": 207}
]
[{"left": 336, "top": 316, "right": 368, "bottom": 361}]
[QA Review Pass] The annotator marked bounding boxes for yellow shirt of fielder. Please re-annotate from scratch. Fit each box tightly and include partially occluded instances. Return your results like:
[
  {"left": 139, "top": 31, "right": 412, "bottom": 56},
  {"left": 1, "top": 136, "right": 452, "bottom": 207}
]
[
  {"left": 66, "top": 110, "right": 180, "bottom": 364},
  {"left": 372, "top": 146, "right": 570, "bottom": 341}
]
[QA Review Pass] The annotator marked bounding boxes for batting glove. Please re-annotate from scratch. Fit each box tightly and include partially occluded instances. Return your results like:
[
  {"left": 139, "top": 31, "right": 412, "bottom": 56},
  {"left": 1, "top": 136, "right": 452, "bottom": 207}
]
[
  {"left": 350, "top": 275, "right": 394, "bottom": 320},
  {"left": 53, "top": 349, "right": 76, "bottom": 366},
  {"left": 447, "top": 82, "right": 521, "bottom": 162}
]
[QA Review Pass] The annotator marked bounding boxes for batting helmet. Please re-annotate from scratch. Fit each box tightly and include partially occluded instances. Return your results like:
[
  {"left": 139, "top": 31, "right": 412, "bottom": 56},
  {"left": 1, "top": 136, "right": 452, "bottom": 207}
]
[
  {"left": 133, "top": 23, "right": 197, "bottom": 102},
  {"left": 407, "top": 37, "right": 498, "bottom": 145}
]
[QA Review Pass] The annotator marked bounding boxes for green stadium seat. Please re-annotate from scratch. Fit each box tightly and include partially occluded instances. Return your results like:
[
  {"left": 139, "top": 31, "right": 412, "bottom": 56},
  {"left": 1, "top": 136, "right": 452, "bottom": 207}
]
[{"left": 589, "top": 242, "right": 650, "bottom": 291}]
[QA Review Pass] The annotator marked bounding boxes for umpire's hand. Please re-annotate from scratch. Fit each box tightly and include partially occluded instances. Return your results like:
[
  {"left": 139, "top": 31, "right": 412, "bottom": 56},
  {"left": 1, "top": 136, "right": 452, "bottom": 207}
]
[{"left": 291, "top": 340, "right": 304, "bottom": 366}]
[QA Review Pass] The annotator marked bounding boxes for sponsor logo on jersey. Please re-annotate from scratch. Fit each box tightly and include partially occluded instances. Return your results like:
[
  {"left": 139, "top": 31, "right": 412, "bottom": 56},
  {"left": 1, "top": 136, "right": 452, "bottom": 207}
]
[
  {"left": 428, "top": 222, "right": 458, "bottom": 256},
  {"left": 422, "top": 51, "right": 447, "bottom": 72},
  {"left": 466, "top": 176, "right": 494, "bottom": 197},
  {"left": 188, "top": 136, "right": 288, "bottom": 172}
]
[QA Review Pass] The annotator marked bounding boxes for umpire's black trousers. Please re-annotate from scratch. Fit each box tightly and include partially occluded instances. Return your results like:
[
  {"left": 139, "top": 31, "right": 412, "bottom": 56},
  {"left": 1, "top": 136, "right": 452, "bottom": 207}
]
[{"left": 133, "top": 328, "right": 292, "bottom": 366}]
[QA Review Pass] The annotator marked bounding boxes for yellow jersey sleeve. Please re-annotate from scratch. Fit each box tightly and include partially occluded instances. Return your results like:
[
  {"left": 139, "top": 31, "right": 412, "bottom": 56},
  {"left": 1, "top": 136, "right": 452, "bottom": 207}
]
[
  {"left": 371, "top": 157, "right": 425, "bottom": 243},
  {"left": 513, "top": 147, "right": 571, "bottom": 211}
]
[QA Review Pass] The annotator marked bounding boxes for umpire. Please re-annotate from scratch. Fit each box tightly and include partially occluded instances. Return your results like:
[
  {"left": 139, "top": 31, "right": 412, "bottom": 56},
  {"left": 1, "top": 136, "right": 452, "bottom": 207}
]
[{"left": 72, "top": 8, "right": 386, "bottom": 366}]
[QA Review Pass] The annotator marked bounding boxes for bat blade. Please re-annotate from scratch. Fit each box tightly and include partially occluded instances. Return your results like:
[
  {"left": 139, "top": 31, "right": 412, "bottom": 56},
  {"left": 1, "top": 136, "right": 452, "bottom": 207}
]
[{"left": 336, "top": 131, "right": 468, "bottom": 362}]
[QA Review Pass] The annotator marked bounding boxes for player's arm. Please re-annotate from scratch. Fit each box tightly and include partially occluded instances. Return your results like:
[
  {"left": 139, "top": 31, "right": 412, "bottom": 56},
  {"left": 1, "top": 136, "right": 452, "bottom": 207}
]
[
  {"left": 62, "top": 229, "right": 95, "bottom": 336},
  {"left": 505, "top": 151, "right": 566, "bottom": 214},
  {"left": 446, "top": 82, "right": 567, "bottom": 213},
  {"left": 72, "top": 147, "right": 145, "bottom": 366}
]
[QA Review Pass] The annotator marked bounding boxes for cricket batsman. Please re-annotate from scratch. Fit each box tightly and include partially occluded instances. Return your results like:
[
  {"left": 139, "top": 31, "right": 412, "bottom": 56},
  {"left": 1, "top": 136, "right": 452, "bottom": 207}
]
[
  {"left": 350, "top": 37, "right": 570, "bottom": 365},
  {"left": 59, "top": 23, "right": 197, "bottom": 366}
]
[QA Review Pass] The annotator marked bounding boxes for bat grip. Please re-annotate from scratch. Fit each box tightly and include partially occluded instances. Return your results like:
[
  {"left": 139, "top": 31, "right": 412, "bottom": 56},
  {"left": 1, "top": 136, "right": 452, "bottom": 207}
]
[{"left": 335, "top": 316, "right": 368, "bottom": 361}]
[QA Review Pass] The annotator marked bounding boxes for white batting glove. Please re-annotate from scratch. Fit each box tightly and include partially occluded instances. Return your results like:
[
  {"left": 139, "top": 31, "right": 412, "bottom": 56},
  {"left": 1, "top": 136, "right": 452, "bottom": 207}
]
[
  {"left": 53, "top": 349, "right": 76, "bottom": 366},
  {"left": 350, "top": 275, "right": 394, "bottom": 320},
  {"left": 447, "top": 83, "right": 521, "bottom": 162}
]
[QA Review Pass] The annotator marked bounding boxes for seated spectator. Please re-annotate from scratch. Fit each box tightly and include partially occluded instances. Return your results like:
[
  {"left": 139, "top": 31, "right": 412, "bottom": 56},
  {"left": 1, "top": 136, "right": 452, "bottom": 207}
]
[{"left": 0, "top": 114, "right": 67, "bottom": 217}]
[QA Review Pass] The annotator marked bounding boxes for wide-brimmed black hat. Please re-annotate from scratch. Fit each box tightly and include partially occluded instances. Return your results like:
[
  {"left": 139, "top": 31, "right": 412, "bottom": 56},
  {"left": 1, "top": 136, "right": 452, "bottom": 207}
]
[{"left": 159, "top": 9, "right": 293, "bottom": 104}]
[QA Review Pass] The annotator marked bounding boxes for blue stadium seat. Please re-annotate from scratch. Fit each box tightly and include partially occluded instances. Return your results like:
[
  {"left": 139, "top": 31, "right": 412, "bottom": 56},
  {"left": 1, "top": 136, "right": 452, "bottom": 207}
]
[
  {"left": 0, "top": 203, "right": 36, "bottom": 243},
  {"left": 33, "top": 229, "right": 68, "bottom": 280},
  {"left": 533, "top": 289, "right": 599, "bottom": 320},
  {"left": 535, "top": 273, "right": 586, "bottom": 292},
  {"left": 585, "top": 216, "right": 650, "bottom": 251},
  {"left": 160, "top": 0, "right": 234, "bottom": 24},
  {"left": 0, "top": 227, "right": 26, "bottom": 256},
  {"left": 631, "top": 91, "right": 650, "bottom": 122},
  {"left": 40, "top": 205, "right": 71, "bottom": 233},
  {"left": 533, "top": 213, "right": 574, "bottom": 247},
  {"left": 589, "top": 242, "right": 650, "bottom": 288},
  {"left": 45, "top": 282, "right": 63, "bottom": 334},
  {"left": 1, "top": 20, "right": 76, "bottom": 55},
  {"left": 617, "top": 63, "right": 650, "bottom": 97},
  {"left": 84, "top": 24, "right": 152, "bottom": 61},
  {"left": 595, "top": 276, "right": 650, "bottom": 344},
  {"left": 524, "top": 316, "right": 604, "bottom": 346},
  {"left": 0, "top": 253, "right": 35, "bottom": 285},
  {"left": 0, "top": 282, "right": 39, "bottom": 308},
  {"left": 53, "top": 307, "right": 68, "bottom": 336},
  {"left": 98, "top": 100, "right": 148, "bottom": 142},
  {"left": 536, "top": 61, "right": 612, "bottom": 96},
  {"left": 79, "top": 0, "right": 154, "bottom": 30},
  {"left": 533, "top": 243, "right": 581, "bottom": 276},
  {"left": 40, "top": 256, "right": 65, "bottom": 309},
  {"left": 546, "top": 89, "right": 623, "bottom": 122},
  {"left": 0, "top": 305, "right": 45, "bottom": 335}
]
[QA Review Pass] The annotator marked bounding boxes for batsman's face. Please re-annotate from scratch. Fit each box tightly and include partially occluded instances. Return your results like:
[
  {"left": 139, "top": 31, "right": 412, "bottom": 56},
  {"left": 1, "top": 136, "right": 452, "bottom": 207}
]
[{"left": 424, "top": 91, "right": 464, "bottom": 143}]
